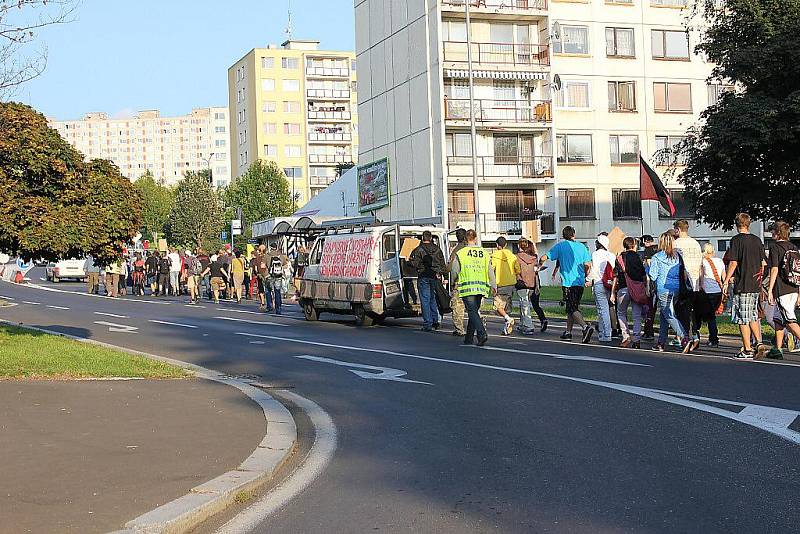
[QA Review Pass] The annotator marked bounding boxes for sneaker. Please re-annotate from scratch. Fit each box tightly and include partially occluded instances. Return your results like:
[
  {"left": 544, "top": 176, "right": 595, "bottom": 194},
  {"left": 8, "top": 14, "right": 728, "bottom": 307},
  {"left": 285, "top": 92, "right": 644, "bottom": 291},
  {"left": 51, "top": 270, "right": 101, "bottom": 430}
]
[
  {"left": 432, "top": 322, "right": 441, "bottom": 330},
  {"left": 452, "top": 330, "right": 465, "bottom": 337},
  {"left": 476, "top": 335, "right": 488, "bottom": 347},
  {"left": 559, "top": 331, "right": 572, "bottom": 341},
  {"left": 582, "top": 326, "right": 594, "bottom": 344},
  {"left": 669, "top": 338, "right": 682, "bottom": 348},
  {"left": 706, "top": 341, "right": 719, "bottom": 348},
  {"left": 620, "top": 337, "right": 632, "bottom": 348},
  {"left": 766, "top": 347, "right": 784, "bottom": 360},
  {"left": 521, "top": 327, "right": 537, "bottom": 336},
  {"left": 504, "top": 318, "right": 515, "bottom": 335},
  {"left": 734, "top": 349, "right": 754, "bottom": 359},
  {"left": 540, "top": 319, "right": 548, "bottom": 333},
  {"left": 652, "top": 344, "right": 665, "bottom": 352},
  {"left": 689, "top": 338, "right": 701, "bottom": 353}
]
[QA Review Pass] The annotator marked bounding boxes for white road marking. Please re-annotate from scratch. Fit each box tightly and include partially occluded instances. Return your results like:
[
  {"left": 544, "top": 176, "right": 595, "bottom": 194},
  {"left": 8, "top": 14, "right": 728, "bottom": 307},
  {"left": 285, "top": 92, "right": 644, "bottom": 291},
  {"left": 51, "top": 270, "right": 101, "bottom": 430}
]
[
  {"left": 215, "top": 390, "right": 337, "bottom": 533},
  {"left": 213, "top": 316, "right": 288, "bottom": 327},
  {"left": 0, "top": 295, "right": 14, "bottom": 300},
  {"left": 217, "top": 308, "right": 263, "bottom": 315},
  {"left": 295, "top": 354, "right": 431, "bottom": 384},
  {"left": 21, "top": 282, "right": 170, "bottom": 304},
  {"left": 22, "top": 301, "right": 40, "bottom": 305},
  {"left": 148, "top": 319, "right": 198, "bottom": 329},
  {"left": 235, "top": 331, "right": 800, "bottom": 445},
  {"left": 249, "top": 341, "right": 265, "bottom": 345},
  {"left": 93, "top": 311, "right": 129, "bottom": 319},
  {"left": 94, "top": 321, "right": 138, "bottom": 333},
  {"left": 477, "top": 345, "right": 649, "bottom": 367},
  {"left": 185, "top": 304, "right": 206, "bottom": 308},
  {"left": 46, "top": 305, "right": 70, "bottom": 310}
]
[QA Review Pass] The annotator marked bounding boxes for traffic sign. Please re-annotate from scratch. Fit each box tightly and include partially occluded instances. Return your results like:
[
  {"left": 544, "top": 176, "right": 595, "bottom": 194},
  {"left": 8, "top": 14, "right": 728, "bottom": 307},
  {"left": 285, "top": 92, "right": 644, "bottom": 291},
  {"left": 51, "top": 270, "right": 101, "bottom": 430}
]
[{"left": 221, "top": 231, "right": 228, "bottom": 240}]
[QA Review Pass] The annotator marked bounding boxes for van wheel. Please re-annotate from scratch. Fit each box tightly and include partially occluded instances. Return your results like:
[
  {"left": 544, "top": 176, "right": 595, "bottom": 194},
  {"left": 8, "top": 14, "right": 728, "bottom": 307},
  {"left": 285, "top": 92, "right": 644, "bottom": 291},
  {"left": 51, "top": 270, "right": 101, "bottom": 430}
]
[
  {"left": 353, "top": 305, "right": 374, "bottom": 327},
  {"left": 302, "top": 300, "right": 319, "bottom": 321}
]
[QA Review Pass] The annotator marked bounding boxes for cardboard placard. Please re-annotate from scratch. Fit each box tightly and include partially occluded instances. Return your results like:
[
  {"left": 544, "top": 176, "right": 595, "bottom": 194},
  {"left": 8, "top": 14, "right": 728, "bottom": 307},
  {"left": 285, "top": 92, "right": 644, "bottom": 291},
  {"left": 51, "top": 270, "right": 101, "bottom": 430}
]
[
  {"left": 523, "top": 220, "right": 541, "bottom": 244},
  {"left": 607, "top": 227, "right": 626, "bottom": 256},
  {"left": 399, "top": 237, "right": 420, "bottom": 259},
  {"left": 158, "top": 238, "right": 168, "bottom": 252}
]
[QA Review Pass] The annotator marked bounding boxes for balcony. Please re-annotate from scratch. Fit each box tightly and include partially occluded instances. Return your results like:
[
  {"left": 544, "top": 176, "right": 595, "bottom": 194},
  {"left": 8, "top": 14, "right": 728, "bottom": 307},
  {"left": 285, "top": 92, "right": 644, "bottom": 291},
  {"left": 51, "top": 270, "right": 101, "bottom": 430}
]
[
  {"left": 448, "top": 211, "right": 556, "bottom": 236},
  {"left": 309, "top": 153, "right": 353, "bottom": 164},
  {"left": 310, "top": 175, "right": 338, "bottom": 187},
  {"left": 308, "top": 131, "right": 353, "bottom": 143},
  {"left": 307, "top": 109, "right": 352, "bottom": 121},
  {"left": 307, "top": 89, "right": 351, "bottom": 100},
  {"left": 443, "top": 42, "right": 549, "bottom": 66},
  {"left": 306, "top": 66, "right": 350, "bottom": 78},
  {"left": 446, "top": 155, "right": 553, "bottom": 182},
  {"left": 445, "top": 98, "right": 552, "bottom": 124},
  {"left": 441, "top": 0, "right": 548, "bottom": 15}
]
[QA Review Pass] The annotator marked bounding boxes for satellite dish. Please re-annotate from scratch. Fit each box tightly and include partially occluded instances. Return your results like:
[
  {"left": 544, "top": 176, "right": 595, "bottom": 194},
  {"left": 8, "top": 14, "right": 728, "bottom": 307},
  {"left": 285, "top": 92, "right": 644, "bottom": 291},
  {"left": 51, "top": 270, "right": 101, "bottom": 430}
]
[
  {"left": 551, "top": 22, "right": 561, "bottom": 40},
  {"left": 551, "top": 74, "right": 562, "bottom": 92}
]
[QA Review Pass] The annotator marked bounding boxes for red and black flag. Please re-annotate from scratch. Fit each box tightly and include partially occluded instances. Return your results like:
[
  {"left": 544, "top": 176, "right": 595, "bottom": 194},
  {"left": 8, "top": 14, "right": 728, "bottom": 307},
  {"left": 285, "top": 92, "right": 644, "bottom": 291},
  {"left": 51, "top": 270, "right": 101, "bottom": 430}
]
[{"left": 639, "top": 155, "right": 675, "bottom": 217}]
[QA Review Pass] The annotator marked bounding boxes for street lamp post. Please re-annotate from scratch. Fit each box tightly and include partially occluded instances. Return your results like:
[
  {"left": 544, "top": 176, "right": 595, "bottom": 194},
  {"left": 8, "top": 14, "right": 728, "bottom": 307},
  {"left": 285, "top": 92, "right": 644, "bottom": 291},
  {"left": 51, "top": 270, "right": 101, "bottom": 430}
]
[
  {"left": 465, "top": 1, "right": 481, "bottom": 239},
  {"left": 204, "top": 152, "right": 216, "bottom": 185}
]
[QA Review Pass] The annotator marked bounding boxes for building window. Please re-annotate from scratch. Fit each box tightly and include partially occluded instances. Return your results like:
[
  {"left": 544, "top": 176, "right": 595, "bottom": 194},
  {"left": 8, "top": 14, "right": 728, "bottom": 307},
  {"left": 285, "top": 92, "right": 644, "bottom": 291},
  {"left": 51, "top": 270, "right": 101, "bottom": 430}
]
[
  {"left": 283, "top": 101, "right": 301, "bottom": 113},
  {"left": 261, "top": 78, "right": 275, "bottom": 91},
  {"left": 214, "top": 126, "right": 226, "bottom": 133},
  {"left": 608, "top": 81, "right": 636, "bottom": 112},
  {"left": 282, "top": 79, "right": 300, "bottom": 91},
  {"left": 284, "top": 167, "right": 303, "bottom": 179},
  {"left": 652, "top": 30, "right": 690, "bottom": 60},
  {"left": 556, "top": 134, "right": 593, "bottom": 164},
  {"left": 264, "top": 123, "right": 277, "bottom": 135},
  {"left": 707, "top": 83, "right": 734, "bottom": 106},
  {"left": 651, "top": 0, "right": 688, "bottom": 6},
  {"left": 448, "top": 190, "right": 475, "bottom": 213},
  {"left": 215, "top": 153, "right": 226, "bottom": 161},
  {"left": 445, "top": 133, "right": 473, "bottom": 158},
  {"left": 606, "top": 27, "right": 635, "bottom": 57},
  {"left": 658, "top": 190, "right": 695, "bottom": 219},
  {"left": 554, "top": 80, "right": 591, "bottom": 109},
  {"left": 559, "top": 189, "right": 596, "bottom": 219},
  {"left": 351, "top": 59, "right": 357, "bottom": 71},
  {"left": 653, "top": 82, "right": 692, "bottom": 112},
  {"left": 285, "top": 145, "right": 302, "bottom": 157},
  {"left": 655, "top": 135, "right": 688, "bottom": 165},
  {"left": 215, "top": 139, "right": 226, "bottom": 148},
  {"left": 214, "top": 112, "right": 225, "bottom": 120},
  {"left": 612, "top": 189, "right": 642, "bottom": 219},
  {"left": 261, "top": 57, "right": 274, "bottom": 69},
  {"left": 284, "top": 123, "right": 301, "bottom": 135},
  {"left": 553, "top": 25, "right": 590, "bottom": 55},
  {"left": 281, "top": 57, "right": 299, "bottom": 69},
  {"left": 493, "top": 135, "right": 518, "bottom": 164},
  {"left": 496, "top": 190, "right": 536, "bottom": 218},
  {"left": 262, "top": 101, "right": 276, "bottom": 113},
  {"left": 609, "top": 134, "right": 639, "bottom": 164},
  {"left": 264, "top": 144, "right": 277, "bottom": 157}
]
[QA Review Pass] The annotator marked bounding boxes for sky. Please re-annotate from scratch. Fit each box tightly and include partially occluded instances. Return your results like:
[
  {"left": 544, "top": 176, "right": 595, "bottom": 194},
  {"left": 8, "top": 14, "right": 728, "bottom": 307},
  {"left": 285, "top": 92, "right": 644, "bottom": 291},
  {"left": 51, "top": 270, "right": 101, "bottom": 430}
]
[{"left": 20, "top": 0, "right": 355, "bottom": 120}]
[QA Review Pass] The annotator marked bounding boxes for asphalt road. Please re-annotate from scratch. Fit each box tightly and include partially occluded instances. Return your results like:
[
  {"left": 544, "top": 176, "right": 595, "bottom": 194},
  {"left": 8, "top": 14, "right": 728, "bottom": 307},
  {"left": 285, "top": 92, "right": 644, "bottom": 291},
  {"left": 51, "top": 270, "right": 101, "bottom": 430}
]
[{"left": 3, "top": 269, "right": 800, "bottom": 533}]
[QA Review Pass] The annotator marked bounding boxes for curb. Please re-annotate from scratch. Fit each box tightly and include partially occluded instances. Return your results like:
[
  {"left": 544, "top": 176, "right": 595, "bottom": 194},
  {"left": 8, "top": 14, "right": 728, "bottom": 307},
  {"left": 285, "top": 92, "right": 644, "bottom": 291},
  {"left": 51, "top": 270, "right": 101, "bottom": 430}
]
[{"left": 0, "top": 320, "right": 298, "bottom": 534}]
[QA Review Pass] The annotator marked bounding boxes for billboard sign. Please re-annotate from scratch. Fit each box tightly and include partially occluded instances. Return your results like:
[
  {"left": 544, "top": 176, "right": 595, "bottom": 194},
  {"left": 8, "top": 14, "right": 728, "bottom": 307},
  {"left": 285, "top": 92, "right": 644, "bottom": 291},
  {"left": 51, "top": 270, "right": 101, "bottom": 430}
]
[{"left": 357, "top": 158, "right": 390, "bottom": 213}]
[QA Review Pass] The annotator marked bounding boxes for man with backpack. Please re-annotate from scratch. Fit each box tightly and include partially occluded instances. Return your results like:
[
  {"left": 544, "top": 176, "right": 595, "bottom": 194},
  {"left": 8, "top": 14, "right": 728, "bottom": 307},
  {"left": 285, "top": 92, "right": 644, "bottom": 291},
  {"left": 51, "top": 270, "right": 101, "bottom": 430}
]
[
  {"left": 610, "top": 237, "right": 649, "bottom": 348},
  {"left": 267, "top": 243, "right": 288, "bottom": 314},
  {"left": 186, "top": 250, "right": 203, "bottom": 304},
  {"left": 766, "top": 220, "right": 800, "bottom": 358},
  {"left": 157, "top": 251, "right": 171, "bottom": 297},
  {"left": 410, "top": 230, "right": 447, "bottom": 332},
  {"left": 145, "top": 251, "right": 159, "bottom": 296}
]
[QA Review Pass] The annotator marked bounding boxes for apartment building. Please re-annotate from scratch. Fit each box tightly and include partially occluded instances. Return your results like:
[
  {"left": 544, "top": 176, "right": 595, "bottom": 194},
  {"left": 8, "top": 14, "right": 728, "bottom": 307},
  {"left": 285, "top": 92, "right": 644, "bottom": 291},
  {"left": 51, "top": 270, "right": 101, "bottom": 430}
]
[
  {"left": 356, "top": 0, "right": 744, "bottom": 252},
  {"left": 49, "top": 107, "right": 231, "bottom": 187},
  {"left": 228, "top": 40, "right": 359, "bottom": 206}
]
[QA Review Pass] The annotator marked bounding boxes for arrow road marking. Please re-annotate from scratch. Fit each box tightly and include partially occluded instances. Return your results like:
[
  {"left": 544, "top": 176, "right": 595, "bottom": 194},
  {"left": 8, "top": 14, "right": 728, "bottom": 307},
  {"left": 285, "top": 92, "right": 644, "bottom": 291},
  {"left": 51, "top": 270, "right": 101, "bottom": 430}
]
[
  {"left": 294, "top": 354, "right": 431, "bottom": 385},
  {"left": 94, "top": 311, "right": 129, "bottom": 319},
  {"left": 148, "top": 319, "right": 198, "bottom": 329},
  {"left": 94, "top": 321, "right": 138, "bottom": 333}
]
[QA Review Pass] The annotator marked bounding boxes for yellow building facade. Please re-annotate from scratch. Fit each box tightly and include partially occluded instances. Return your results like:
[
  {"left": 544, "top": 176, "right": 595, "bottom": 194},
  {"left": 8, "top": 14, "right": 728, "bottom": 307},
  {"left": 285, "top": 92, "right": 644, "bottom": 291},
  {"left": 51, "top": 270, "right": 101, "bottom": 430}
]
[{"left": 228, "top": 40, "right": 358, "bottom": 207}]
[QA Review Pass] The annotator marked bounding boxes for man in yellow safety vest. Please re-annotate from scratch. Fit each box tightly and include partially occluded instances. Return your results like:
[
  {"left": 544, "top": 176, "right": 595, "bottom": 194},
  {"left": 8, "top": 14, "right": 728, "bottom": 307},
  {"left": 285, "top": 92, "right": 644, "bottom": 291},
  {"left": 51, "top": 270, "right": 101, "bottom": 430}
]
[{"left": 452, "top": 229, "right": 497, "bottom": 346}]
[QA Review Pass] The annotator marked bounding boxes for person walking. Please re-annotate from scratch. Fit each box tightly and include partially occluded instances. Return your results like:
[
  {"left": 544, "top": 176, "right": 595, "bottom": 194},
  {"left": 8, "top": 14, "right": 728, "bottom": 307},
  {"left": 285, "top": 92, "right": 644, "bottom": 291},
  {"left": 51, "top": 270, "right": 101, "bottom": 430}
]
[
  {"left": 516, "top": 239, "right": 548, "bottom": 334},
  {"left": 698, "top": 242, "right": 726, "bottom": 348},
  {"left": 452, "top": 229, "right": 497, "bottom": 346},
  {"left": 132, "top": 253, "right": 146, "bottom": 296},
  {"left": 490, "top": 237, "right": 519, "bottom": 336},
  {"left": 640, "top": 234, "right": 659, "bottom": 340},
  {"left": 723, "top": 213, "right": 768, "bottom": 359},
  {"left": 231, "top": 250, "right": 246, "bottom": 303},
  {"left": 253, "top": 244, "right": 271, "bottom": 311},
  {"left": 766, "top": 221, "right": 800, "bottom": 358},
  {"left": 610, "top": 237, "right": 648, "bottom": 349},
  {"left": 145, "top": 251, "right": 159, "bottom": 296},
  {"left": 539, "top": 226, "right": 594, "bottom": 343},
  {"left": 674, "top": 219, "right": 704, "bottom": 351},
  {"left": 267, "top": 244, "right": 288, "bottom": 314},
  {"left": 104, "top": 259, "right": 120, "bottom": 298},
  {"left": 157, "top": 251, "right": 171, "bottom": 297},
  {"left": 186, "top": 250, "right": 202, "bottom": 303},
  {"left": 118, "top": 255, "right": 128, "bottom": 297},
  {"left": 201, "top": 253, "right": 228, "bottom": 304},
  {"left": 168, "top": 248, "right": 181, "bottom": 296},
  {"left": 589, "top": 234, "right": 616, "bottom": 342},
  {"left": 84, "top": 255, "right": 100, "bottom": 294},
  {"left": 448, "top": 228, "right": 469, "bottom": 337},
  {"left": 410, "top": 230, "right": 447, "bottom": 332},
  {"left": 648, "top": 232, "right": 688, "bottom": 352}
]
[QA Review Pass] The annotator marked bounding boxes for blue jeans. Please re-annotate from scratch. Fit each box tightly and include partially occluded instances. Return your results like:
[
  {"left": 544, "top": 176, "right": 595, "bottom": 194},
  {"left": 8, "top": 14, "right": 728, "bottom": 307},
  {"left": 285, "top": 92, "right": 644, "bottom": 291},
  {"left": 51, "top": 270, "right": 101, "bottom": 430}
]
[
  {"left": 593, "top": 282, "right": 612, "bottom": 341},
  {"left": 417, "top": 277, "right": 439, "bottom": 329},
  {"left": 266, "top": 278, "right": 282, "bottom": 313},
  {"left": 462, "top": 294, "right": 487, "bottom": 342},
  {"left": 657, "top": 291, "right": 686, "bottom": 346}
]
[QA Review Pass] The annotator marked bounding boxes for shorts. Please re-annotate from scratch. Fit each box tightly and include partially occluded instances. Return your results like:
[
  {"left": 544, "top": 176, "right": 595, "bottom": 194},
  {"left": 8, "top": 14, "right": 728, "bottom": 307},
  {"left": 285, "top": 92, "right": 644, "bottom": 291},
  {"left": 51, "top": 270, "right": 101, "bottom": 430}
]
[
  {"left": 731, "top": 292, "right": 760, "bottom": 325},
  {"left": 563, "top": 286, "right": 584, "bottom": 315},
  {"left": 493, "top": 286, "right": 514, "bottom": 314},
  {"left": 257, "top": 274, "right": 270, "bottom": 294},
  {"left": 774, "top": 292, "right": 799, "bottom": 327},
  {"left": 187, "top": 275, "right": 198, "bottom": 290},
  {"left": 211, "top": 277, "right": 225, "bottom": 292}
]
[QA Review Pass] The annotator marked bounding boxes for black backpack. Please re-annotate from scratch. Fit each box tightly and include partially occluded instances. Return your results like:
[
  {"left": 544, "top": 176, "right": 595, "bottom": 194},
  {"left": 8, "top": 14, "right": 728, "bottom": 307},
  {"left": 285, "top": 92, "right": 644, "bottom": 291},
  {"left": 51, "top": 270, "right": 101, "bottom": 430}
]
[{"left": 269, "top": 256, "right": 284, "bottom": 278}]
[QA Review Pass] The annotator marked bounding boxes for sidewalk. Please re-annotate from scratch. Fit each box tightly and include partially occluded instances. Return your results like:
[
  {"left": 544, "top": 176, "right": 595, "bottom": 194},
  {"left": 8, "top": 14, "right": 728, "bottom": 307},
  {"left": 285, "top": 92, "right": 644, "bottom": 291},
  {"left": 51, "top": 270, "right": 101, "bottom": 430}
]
[{"left": 0, "top": 378, "right": 264, "bottom": 534}]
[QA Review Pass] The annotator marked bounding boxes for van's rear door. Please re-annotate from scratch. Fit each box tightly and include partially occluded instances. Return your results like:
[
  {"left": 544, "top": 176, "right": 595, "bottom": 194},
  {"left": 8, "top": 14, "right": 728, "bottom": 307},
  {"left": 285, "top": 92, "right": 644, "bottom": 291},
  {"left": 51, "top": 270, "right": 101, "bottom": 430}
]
[{"left": 379, "top": 226, "right": 404, "bottom": 312}]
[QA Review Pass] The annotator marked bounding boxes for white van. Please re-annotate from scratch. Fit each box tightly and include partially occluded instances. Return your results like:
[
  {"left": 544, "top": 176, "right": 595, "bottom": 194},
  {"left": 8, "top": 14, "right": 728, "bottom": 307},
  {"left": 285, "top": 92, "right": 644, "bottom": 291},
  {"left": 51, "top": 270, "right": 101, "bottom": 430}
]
[
  {"left": 46, "top": 259, "right": 87, "bottom": 283},
  {"left": 299, "top": 224, "right": 449, "bottom": 326}
]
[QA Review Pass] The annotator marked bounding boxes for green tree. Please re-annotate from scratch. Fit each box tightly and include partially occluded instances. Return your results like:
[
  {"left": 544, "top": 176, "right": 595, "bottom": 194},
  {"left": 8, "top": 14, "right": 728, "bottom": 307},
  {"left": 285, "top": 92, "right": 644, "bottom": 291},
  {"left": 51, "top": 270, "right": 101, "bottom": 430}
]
[
  {"left": 222, "top": 159, "right": 294, "bottom": 241},
  {"left": 134, "top": 171, "right": 174, "bottom": 243},
  {"left": 0, "top": 102, "right": 140, "bottom": 264},
  {"left": 678, "top": 0, "right": 800, "bottom": 230},
  {"left": 167, "top": 170, "right": 223, "bottom": 250}
]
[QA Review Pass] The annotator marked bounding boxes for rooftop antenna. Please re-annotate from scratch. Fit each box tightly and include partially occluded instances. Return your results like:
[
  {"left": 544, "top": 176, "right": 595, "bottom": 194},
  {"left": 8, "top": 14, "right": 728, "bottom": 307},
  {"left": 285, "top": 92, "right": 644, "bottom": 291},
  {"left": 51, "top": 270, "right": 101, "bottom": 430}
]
[{"left": 285, "top": 0, "right": 293, "bottom": 41}]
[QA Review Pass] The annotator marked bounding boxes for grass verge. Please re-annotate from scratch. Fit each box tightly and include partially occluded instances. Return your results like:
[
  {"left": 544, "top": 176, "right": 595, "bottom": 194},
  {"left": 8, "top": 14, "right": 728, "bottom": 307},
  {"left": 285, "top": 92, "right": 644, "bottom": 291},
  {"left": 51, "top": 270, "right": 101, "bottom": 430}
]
[{"left": 0, "top": 324, "right": 190, "bottom": 379}]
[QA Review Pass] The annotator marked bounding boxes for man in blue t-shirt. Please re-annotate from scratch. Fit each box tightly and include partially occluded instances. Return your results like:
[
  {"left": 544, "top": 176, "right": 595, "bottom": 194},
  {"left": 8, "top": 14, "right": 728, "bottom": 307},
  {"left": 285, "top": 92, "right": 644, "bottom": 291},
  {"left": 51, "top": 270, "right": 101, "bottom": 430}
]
[{"left": 540, "top": 226, "right": 594, "bottom": 343}]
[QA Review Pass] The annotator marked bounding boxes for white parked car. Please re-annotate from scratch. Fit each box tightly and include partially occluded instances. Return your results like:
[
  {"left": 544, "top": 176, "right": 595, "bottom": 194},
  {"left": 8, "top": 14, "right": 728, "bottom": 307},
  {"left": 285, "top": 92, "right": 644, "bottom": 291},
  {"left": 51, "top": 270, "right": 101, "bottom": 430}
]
[{"left": 46, "top": 259, "right": 87, "bottom": 283}]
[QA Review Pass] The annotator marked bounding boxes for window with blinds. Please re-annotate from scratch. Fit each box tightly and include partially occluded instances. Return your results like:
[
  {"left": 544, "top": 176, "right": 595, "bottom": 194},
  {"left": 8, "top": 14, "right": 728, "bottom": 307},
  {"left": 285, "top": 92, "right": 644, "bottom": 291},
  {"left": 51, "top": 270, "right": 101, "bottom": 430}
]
[
  {"left": 608, "top": 81, "right": 636, "bottom": 111},
  {"left": 559, "top": 189, "right": 596, "bottom": 219}
]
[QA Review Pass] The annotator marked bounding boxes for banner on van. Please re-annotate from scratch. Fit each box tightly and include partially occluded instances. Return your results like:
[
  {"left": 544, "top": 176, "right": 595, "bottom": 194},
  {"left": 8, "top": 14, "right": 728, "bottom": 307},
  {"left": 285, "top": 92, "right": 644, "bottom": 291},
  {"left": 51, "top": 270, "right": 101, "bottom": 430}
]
[
  {"left": 357, "top": 158, "right": 390, "bottom": 213},
  {"left": 320, "top": 235, "right": 377, "bottom": 279}
]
